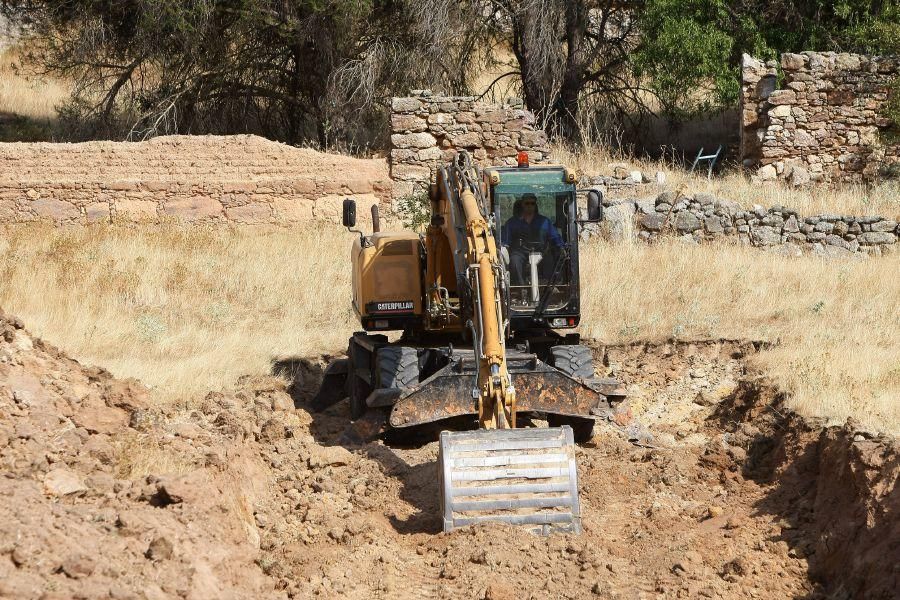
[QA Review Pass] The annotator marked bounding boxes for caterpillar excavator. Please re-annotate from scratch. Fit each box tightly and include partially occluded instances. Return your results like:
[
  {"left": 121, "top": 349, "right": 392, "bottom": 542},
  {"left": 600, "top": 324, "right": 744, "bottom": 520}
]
[{"left": 318, "top": 151, "right": 626, "bottom": 534}]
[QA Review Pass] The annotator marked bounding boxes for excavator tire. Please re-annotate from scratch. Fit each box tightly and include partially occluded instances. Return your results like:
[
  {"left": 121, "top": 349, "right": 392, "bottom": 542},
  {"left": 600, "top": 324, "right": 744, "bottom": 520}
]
[
  {"left": 548, "top": 345, "right": 595, "bottom": 379},
  {"left": 547, "top": 345, "right": 596, "bottom": 443},
  {"left": 376, "top": 346, "right": 419, "bottom": 390}
]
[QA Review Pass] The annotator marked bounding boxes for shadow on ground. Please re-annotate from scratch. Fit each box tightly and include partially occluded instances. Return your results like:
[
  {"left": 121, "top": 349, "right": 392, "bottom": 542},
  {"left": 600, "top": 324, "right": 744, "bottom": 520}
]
[
  {"left": 272, "top": 354, "right": 445, "bottom": 534},
  {"left": 710, "top": 377, "right": 899, "bottom": 599}
]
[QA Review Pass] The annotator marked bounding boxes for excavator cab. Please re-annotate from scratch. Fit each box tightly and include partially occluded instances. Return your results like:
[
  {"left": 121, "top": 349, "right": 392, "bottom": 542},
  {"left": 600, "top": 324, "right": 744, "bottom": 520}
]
[{"left": 490, "top": 164, "right": 582, "bottom": 326}]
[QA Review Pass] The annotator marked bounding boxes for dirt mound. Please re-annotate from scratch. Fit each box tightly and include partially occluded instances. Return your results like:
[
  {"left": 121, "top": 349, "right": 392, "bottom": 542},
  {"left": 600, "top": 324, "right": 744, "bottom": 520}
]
[
  {"left": 2, "top": 312, "right": 897, "bottom": 599},
  {"left": 0, "top": 309, "right": 276, "bottom": 599}
]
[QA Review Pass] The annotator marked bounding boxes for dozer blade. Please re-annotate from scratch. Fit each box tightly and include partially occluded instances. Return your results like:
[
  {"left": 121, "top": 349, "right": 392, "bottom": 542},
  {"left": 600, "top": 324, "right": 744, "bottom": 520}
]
[{"left": 438, "top": 426, "right": 581, "bottom": 535}]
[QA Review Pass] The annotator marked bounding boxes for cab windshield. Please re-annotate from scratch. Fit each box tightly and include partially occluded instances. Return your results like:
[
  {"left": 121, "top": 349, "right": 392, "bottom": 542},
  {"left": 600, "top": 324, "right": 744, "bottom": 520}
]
[{"left": 493, "top": 186, "right": 572, "bottom": 311}]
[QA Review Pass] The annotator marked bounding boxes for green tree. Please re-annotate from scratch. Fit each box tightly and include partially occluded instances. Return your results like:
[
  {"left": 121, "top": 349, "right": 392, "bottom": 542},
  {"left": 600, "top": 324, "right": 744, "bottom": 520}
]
[{"left": 635, "top": 0, "right": 900, "bottom": 118}]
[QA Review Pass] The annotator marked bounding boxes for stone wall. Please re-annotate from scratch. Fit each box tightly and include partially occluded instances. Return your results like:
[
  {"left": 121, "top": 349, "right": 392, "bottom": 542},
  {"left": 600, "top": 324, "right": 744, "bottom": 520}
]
[
  {"left": 0, "top": 135, "right": 391, "bottom": 225},
  {"left": 389, "top": 91, "right": 550, "bottom": 199},
  {"left": 0, "top": 15, "right": 16, "bottom": 52},
  {"left": 596, "top": 191, "right": 898, "bottom": 257},
  {"left": 741, "top": 52, "right": 899, "bottom": 183}
]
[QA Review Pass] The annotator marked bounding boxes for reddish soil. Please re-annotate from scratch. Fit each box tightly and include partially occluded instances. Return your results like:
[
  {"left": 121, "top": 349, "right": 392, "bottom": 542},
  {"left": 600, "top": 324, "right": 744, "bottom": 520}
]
[{"left": 1, "top": 310, "right": 896, "bottom": 599}]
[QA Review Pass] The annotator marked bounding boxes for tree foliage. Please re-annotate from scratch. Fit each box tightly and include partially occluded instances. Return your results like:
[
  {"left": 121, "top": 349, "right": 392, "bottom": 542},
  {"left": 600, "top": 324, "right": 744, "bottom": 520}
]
[
  {"left": 2, "top": 0, "right": 898, "bottom": 146},
  {"left": 2, "top": 0, "right": 463, "bottom": 146},
  {"left": 636, "top": 0, "right": 900, "bottom": 118}
]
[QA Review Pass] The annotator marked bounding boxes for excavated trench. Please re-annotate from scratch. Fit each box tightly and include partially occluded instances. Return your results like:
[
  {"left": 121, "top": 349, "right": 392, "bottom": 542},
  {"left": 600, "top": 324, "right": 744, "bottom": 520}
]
[{"left": 1, "top": 313, "right": 897, "bottom": 599}]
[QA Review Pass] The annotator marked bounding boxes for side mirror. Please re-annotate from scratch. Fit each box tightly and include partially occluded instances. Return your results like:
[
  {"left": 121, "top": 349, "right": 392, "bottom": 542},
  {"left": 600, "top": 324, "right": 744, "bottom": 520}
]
[
  {"left": 587, "top": 190, "right": 603, "bottom": 222},
  {"left": 342, "top": 198, "right": 357, "bottom": 228}
]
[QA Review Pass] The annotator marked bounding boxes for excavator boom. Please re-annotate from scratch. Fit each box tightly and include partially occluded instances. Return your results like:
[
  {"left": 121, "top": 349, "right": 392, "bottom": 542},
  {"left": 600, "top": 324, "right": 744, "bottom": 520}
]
[{"left": 436, "top": 152, "right": 583, "bottom": 534}]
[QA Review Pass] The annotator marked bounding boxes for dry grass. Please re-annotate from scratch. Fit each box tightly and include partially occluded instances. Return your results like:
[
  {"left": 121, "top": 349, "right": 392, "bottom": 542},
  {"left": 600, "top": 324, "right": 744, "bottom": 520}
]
[
  {"left": 0, "top": 223, "right": 897, "bottom": 435},
  {"left": 551, "top": 142, "right": 900, "bottom": 219},
  {"left": 0, "top": 225, "right": 357, "bottom": 406},
  {"left": 0, "top": 48, "right": 68, "bottom": 120},
  {"left": 579, "top": 241, "right": 900, "bottom": 435}
]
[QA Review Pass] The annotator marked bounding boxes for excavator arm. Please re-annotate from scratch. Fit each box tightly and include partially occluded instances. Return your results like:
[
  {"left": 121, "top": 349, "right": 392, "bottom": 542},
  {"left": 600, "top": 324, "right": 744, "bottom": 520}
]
[
  {"left": 434, "top": 152, "right": 583, "bottom": 535},
  {"left": 455, "top": 170, "right": 517, "bottom": 430}
]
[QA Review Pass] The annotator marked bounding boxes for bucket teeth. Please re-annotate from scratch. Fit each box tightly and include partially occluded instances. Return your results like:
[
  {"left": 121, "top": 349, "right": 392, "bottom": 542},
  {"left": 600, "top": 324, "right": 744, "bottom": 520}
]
[{"left": 438, "top": 426, "right": 581, "bottom": 535}]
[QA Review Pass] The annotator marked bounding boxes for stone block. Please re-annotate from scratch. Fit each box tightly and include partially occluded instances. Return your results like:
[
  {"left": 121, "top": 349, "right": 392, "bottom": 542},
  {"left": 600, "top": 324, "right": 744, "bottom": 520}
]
[
  {"left": 870, "top": 220, "right": 897, "bottom": 232},
  {"left": 858, "top": 232, "right": 897, "bottom": 244},
  {"left": 704, "top": 216, "right": 724, "bottom": 234},
  {"left": 427, "top": 113, "right": 454, "bottom": 126},
  {"left": 641, "top": 212, "right": 666, "bottom": 232},
  {"left": 603, "top": 203, "right": 636, "bottom": 242},
  {"left": 226, "top": 203, "right": 271, "bottom": 224},
  {"left": 391, "top": 132, "right": 437, "bottom": 149},
  {"left": 31, "top": 198, "right": 80, "bottom": 221},
  {"left": 162, "top": 197, "right": 223, "bottom": 221},
  {"left": 519, "top": 130, "right": 548, "bottom": 148},
  {"left": 757, "top": 164, "right": 777, "bottom": 180},
  {"left": 417, "top": 147, "right": 444, "bottom": 162},
  {"left": 824, "top": 234, "right": 850, "bottom": 249},
  {"left": 770, "top": 105, "right": 791, "bottom": 118},
  {"left": 114, "top": 199, "right": 158, "bottom": 221},
  {"left": 768, "top": 90, "right": 797, "bottom": 105},
  {"left": 787, "top": 165, "right": 811, "bottom": 186},
  {"left": 750, "top": 225, "right": 781, "bottom": 246},
  {"left": 449, "top": 132, "right": 482, "bottom": 147},
  {"left": 674, "top": 211, "right": 701, "bottom": 233},
  {"left": 781, "top": 53, "right": 805, "bottom": 70},
  {"left": 391, "top": 114, "right": 427, "bottom": 133},
  {"left": 391, "top": 97, "right": 423, "bottom": 112}
]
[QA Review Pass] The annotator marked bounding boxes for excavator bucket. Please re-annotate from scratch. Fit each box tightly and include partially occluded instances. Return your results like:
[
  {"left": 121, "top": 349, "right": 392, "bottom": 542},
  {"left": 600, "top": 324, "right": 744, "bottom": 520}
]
[{"left": 438, "top": 426, "right": 581, "bottom": 535}]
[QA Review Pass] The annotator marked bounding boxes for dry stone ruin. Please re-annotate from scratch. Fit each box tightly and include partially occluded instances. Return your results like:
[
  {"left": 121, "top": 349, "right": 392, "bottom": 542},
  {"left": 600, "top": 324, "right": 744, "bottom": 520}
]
[
  {"left": 0, "top": 15, "right": 16, "bottom": 51},
  {"left": 741, "top": 52, "right": 899, "bottom": 184},
  {"left": 0, "top": 135, "right": 391, "bottom": 225},
  {"left": 389, "top": 91, "right": 550, "bottom": 200},
  {"left": 591, "top": 190, "right": 898, "bottom": 257}
]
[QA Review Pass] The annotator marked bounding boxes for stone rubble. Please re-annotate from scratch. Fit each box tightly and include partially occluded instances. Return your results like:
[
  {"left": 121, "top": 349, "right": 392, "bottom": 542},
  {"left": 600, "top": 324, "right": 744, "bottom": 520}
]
[{"left": 590, "top": 189, "right": 898, "bottom": 256}]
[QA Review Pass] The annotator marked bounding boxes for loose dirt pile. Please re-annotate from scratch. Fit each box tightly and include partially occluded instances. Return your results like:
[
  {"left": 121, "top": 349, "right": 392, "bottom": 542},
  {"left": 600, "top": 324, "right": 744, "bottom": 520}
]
[{"left": 1, "top": 311, "right": 897, "bottom": 599}]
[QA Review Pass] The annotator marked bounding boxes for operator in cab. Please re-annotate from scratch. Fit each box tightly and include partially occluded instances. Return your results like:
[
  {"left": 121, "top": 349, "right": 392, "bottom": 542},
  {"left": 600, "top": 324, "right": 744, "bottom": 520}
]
[{"left": 500, "top": 193, "right": 565, "bottom": 286}]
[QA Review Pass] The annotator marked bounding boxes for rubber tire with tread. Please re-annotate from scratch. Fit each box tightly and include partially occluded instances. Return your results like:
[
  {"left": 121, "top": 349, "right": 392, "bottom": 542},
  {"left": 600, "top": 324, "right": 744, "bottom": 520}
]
[
  {"left": 547, "top": 344, "right": 596, "bottom": 443},
  {"left": 376, "top": 346, "right": 420, "bottom": 390},
  {"left": 548, "top": 345, "right": 594, "bottom": 379},
  {"left": 347, "top": 341, "right": 370, "bottom": 420}
]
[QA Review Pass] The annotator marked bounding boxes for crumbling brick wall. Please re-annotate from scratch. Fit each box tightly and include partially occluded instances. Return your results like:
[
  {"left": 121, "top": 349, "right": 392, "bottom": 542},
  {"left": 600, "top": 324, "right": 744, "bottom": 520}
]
[
  {"left": 0, "top": 135, "right": 391, "bottom": 225},
  {"left": 0, "top": 15, "right": 16, "bottom": 51},
  {"left": 741, "top": 52, "right": 899, "bottom": 183},
  {"left": 389, "top": 91, "right": 550, "bottom": 199}
]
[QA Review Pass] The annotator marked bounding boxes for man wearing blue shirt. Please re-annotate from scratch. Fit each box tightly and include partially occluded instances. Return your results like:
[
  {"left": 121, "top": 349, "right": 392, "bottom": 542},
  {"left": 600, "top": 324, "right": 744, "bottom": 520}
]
[{"left": 501, "top": 193, "right": 565, "bottom": 287}]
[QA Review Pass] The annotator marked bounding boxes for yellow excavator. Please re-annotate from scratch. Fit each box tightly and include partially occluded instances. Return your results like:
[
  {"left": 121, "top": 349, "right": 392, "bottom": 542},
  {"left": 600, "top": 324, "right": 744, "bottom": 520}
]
[{"left": 318, "top": 151, "right": 625, "bottom": 534}]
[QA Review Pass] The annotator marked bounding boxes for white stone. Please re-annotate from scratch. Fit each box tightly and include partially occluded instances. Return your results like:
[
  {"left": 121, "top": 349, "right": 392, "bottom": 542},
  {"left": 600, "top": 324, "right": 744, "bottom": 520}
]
[{"left": 757, "top": 165, "right": 777, "bottom": 180}]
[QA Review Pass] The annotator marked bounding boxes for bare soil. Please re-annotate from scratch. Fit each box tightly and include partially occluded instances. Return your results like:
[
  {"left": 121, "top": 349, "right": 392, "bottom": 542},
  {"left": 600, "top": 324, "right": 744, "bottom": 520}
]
[{"left": 1, "top": 310, "right": 896, "bottom": 599}]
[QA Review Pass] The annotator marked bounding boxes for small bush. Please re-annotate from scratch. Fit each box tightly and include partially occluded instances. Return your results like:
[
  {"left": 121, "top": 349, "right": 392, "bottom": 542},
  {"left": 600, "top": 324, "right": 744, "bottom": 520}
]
[{"left": 395, "top": 190, "right": 431, "bottom": 231}]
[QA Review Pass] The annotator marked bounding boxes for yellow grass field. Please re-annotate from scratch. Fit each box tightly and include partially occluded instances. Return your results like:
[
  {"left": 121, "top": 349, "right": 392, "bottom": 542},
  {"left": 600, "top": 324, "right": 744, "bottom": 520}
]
[{"left": 0, "top": 224, "right": 897, "bottom": 435}]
